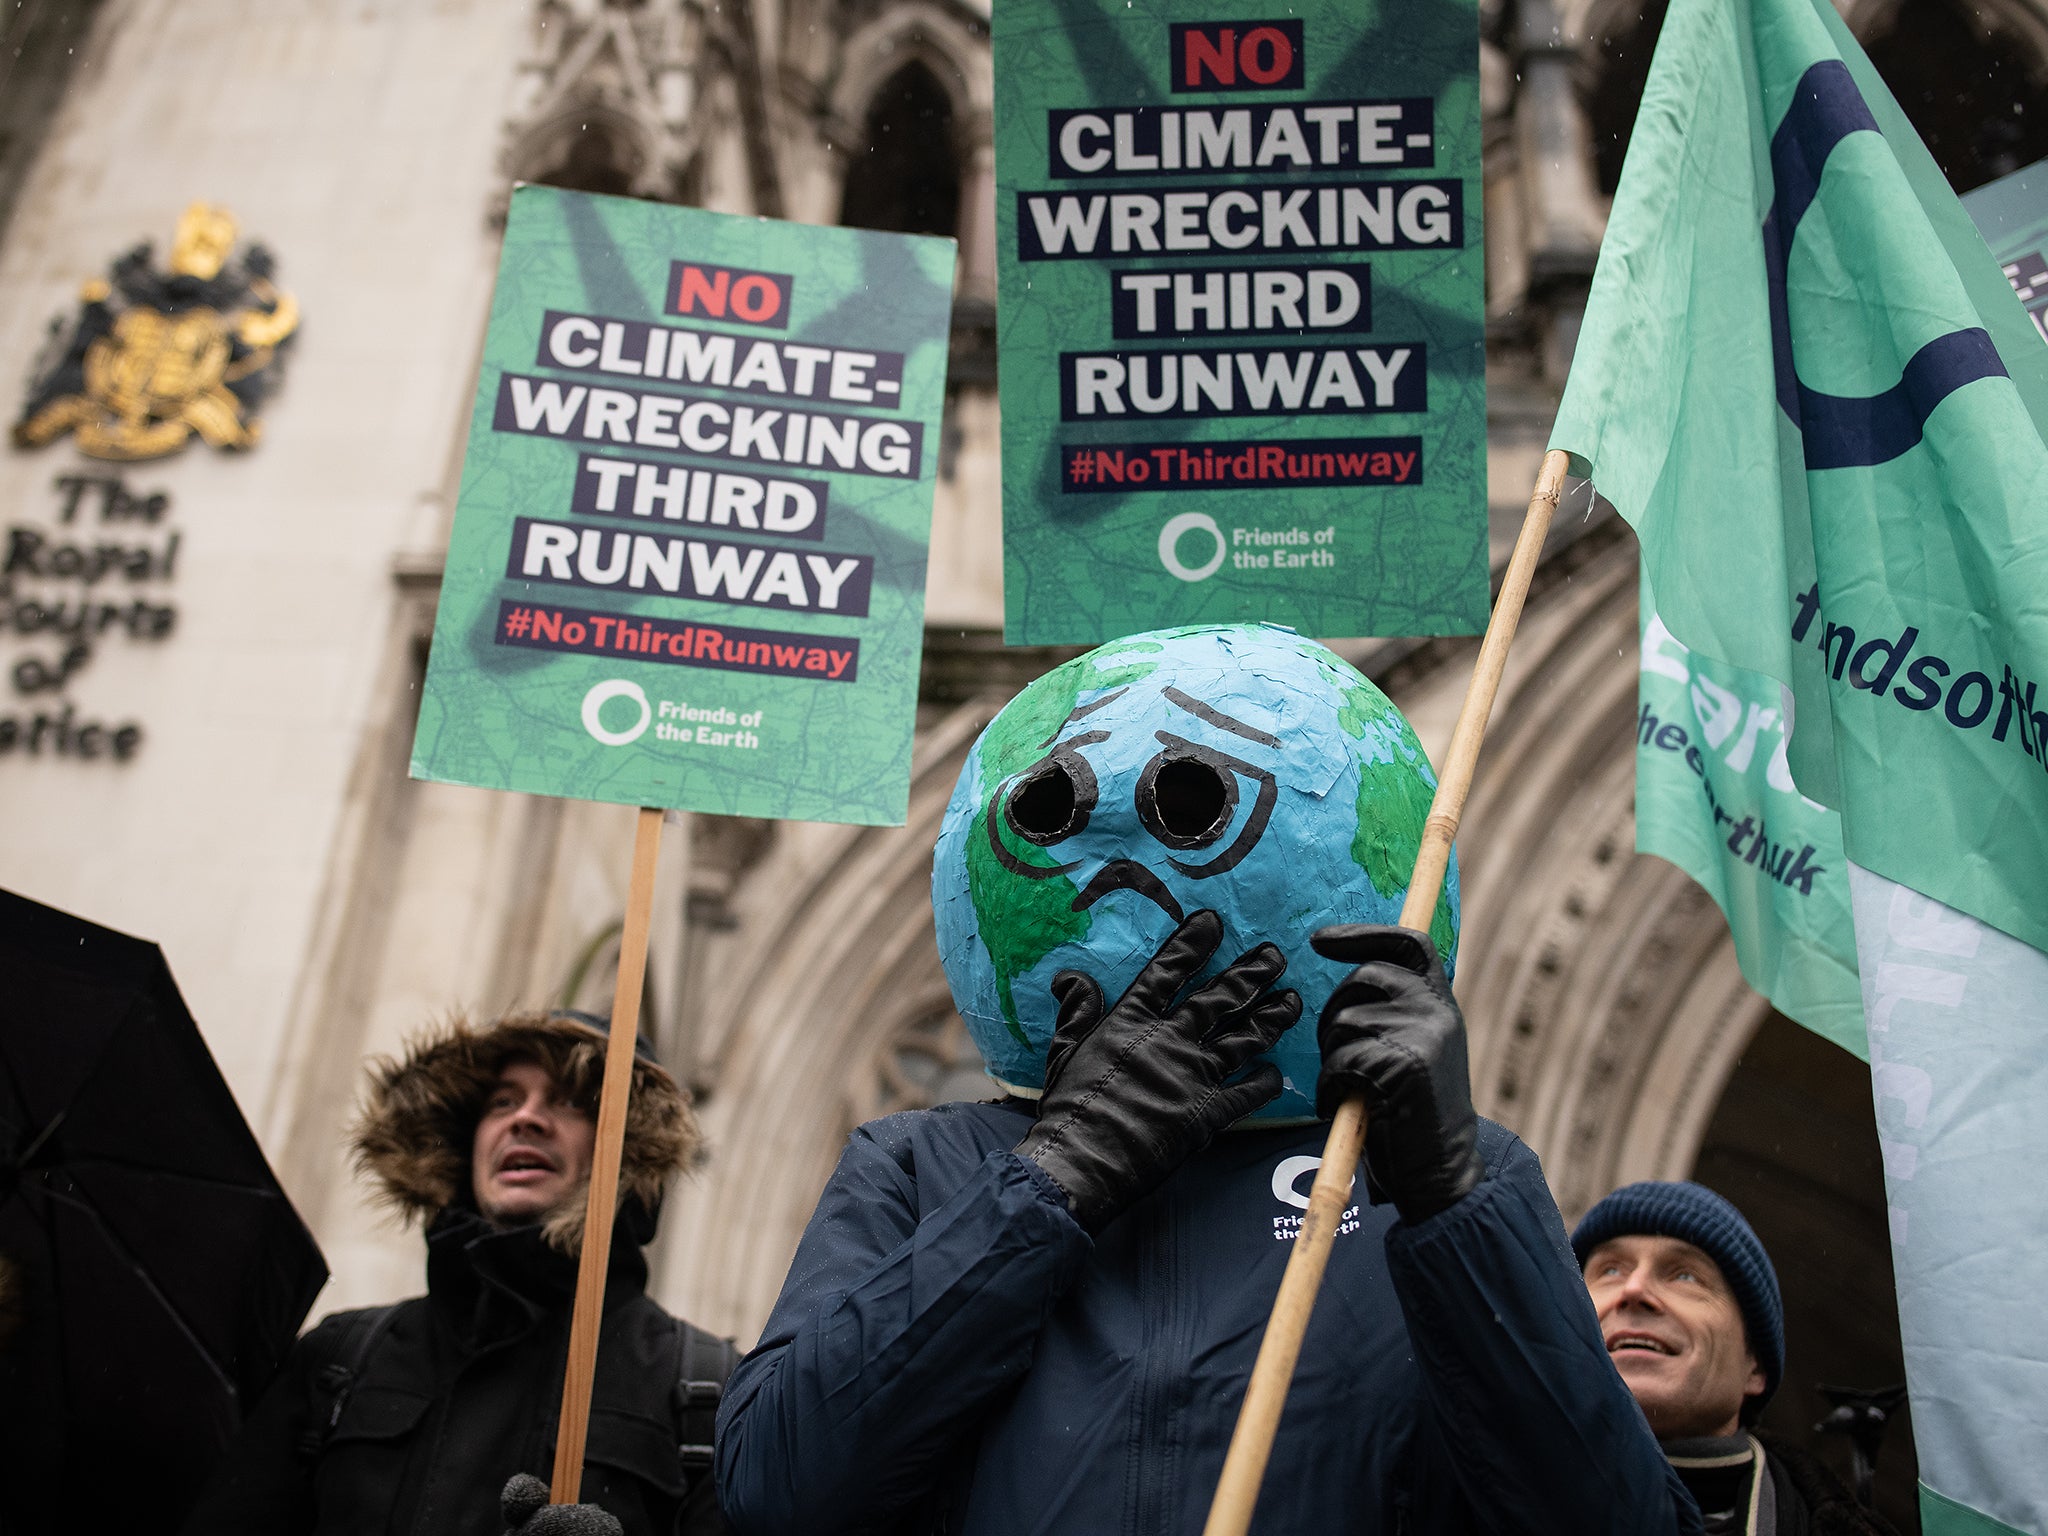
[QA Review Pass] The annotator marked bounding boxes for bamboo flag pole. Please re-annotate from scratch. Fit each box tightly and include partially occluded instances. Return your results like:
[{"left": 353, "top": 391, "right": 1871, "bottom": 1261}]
[
  {"left": 1199, "top": 448, "right": 1572, "bottom": 1536},
  {"left": 550, "top": 804, "right": 667, "bottom": 1504}
]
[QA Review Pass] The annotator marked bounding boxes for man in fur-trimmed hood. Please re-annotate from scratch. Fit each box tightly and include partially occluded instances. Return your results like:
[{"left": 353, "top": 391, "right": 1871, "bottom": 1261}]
[
  {"left": 352, "top": 1010, "right": 695, "bottom": 1255},
  {"left": 182, "top": 1012, "right": 735, "bottom": 1536}
]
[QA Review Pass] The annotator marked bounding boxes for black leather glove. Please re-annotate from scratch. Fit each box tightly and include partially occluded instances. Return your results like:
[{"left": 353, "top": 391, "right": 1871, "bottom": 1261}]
[
  {"left": 1016, "top": 909, "right": 1300, "bottom": 1233},
  {"left": 501, "top": 1474, "right": 624, "bottom": 1536},
  {"left": 1311, "top": 924, "right": 1482, "bottom": 1224}
]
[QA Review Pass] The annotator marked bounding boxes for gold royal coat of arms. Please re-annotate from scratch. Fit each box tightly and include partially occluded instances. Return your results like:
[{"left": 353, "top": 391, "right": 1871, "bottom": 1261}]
[{"left": 12, "top": 202, "right": 298, "bottom": 460}]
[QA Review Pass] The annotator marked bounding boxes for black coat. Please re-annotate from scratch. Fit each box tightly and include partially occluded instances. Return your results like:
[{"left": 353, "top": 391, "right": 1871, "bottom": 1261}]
[
  {"left": 1759, "top": 1434, "right": 1901, "bottom": 1536},
  {"left": 717, "top": 1102, "right": 1699, "bottom": 1535},
  {"left": 181, "top": 1209, "right": 729, "bottom": 1536}
]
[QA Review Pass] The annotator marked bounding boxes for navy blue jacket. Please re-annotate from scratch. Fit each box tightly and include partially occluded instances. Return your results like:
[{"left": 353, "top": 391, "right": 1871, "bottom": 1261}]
[{"left": 716, "top": 1101, "right": 1698, "bottom": 1535}]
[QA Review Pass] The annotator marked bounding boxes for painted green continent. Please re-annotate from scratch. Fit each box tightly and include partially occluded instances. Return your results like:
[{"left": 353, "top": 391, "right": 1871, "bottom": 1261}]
[
  {"left": 965, "top": 643, "right": 1161, "bottom": 1041},
  {"left": 1338, "top": 677, "right": 1458, "bottom": 963}
]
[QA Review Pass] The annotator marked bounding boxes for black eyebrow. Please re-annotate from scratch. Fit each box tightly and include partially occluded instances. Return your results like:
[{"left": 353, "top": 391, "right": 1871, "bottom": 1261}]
[
  {"left": 1039, "top": 686, "right": 1129, "bottom": 746},
  {"left": 1162, "top": 686, "right": 1280, "bottom": 748}
]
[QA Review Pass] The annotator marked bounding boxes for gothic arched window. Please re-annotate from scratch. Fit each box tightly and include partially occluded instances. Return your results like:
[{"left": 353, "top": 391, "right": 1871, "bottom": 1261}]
[
  {"left": 840, "top": 62, "right": 963, "bottom": 236},
  {"left": 534, "top": 124, "right": 638, "bottom": 199},
  {"left": 1586, "top": 0, "right": 1669, "bottom": 196},
  {"left": 1864, "top": 0, "right": 2048, "bottom": 190}
]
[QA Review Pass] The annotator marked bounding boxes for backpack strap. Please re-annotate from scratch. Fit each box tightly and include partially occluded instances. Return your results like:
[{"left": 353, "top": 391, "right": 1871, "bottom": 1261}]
[
  {"left": 674, "top": 1322, "right": 741, "bottom": 1477},
  {"left": 297, "top": 1301, "right": 412, "bottom": 1464}
]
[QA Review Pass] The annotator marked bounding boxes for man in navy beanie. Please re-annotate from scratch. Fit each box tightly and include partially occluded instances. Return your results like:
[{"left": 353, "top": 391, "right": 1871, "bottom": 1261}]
[{"left": 1575, "top": 1181, "right": 1894, "bottom": 1536}]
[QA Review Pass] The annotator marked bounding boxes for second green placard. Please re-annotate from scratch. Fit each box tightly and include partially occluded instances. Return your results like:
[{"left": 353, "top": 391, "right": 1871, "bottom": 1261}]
[{"left": 995, "top": 0, "right": 1487, "bottom": 643}]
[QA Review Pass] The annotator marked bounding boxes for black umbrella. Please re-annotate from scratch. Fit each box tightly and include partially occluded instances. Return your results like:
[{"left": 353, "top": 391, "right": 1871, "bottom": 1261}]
[{"left": 0, "top": 887, "right": 327, "bottom": 1530}]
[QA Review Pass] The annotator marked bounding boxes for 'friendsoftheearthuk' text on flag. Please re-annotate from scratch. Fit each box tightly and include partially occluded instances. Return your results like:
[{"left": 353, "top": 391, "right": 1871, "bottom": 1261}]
[
  {"left": 1551, "top": 1, "right": 2048, "bottom": 1531},
  {"left": 1634, "top": 576, "right": 1864, "bottom": 1057}
]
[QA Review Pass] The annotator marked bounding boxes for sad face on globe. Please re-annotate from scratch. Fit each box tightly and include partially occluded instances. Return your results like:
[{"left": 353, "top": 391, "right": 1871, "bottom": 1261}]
[{"left": 932, "top": 623, "right": 1458, "bottom": 1119}]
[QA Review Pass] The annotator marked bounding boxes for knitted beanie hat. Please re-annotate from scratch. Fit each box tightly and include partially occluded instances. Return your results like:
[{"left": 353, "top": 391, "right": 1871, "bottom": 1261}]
[{"left": 1571, "top": 1180, "right": 1784, "bottom": 1413}]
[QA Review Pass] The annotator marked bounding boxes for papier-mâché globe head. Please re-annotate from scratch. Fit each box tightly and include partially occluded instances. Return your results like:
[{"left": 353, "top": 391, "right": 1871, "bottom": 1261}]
[{"left": 931, "top": 623, "right": 1457, "bottom": 1120}]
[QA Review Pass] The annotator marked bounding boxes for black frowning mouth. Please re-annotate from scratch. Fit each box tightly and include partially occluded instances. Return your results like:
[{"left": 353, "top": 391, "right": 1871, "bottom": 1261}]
[{"left": 1070, "top": 859, "right": 1186, "bottom": 920}]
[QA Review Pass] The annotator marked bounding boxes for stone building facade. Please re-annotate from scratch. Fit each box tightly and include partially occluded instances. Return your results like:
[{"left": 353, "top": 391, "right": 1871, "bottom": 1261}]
[{"left": 3, "top": 0, "right": 2044, "bottom": 1524}]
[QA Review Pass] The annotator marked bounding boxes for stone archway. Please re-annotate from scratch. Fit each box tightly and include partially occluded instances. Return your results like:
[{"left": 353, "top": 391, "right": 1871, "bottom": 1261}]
[
  {"left": 838, "top": 59, "right": 965, "bottom": 236},
  {"left": 1695, "top": 1011, "right": 1920, "bottom": 1528},
  {"left": 651, "top": 513, "right": 1788, "bottom": 1341},
  {"left": 823, "top": 4, "right": 992, "bottom": 149},
  {"left": 1426, "top": 521, "right": 1773, "bottom": 1219},
  {"left": 650, "top": 699, "right": 1000, "bottom": 1334}
]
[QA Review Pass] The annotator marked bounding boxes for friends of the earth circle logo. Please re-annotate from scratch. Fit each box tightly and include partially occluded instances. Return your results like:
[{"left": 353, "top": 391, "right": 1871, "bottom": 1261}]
[
  {"left": 580, "top": 677, "right": 764, "bottom": 751},
  {"left": 581, "top": 680, "right": 653, "bottom": 746},
  {"left": 12, "top": 202, "right": 298, "bottom": 461},
  {"left": 1159, "top": 513, "right": 1226, "bottom": 582}
]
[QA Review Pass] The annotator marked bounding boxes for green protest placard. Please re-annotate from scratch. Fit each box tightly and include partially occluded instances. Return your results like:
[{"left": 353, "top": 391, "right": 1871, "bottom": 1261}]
[
  {"left": 411, "top": 186, "right": 955, "bottom": 825},
  {"left": 992, "top": 0, "right": 1487, "bottom": 644}
]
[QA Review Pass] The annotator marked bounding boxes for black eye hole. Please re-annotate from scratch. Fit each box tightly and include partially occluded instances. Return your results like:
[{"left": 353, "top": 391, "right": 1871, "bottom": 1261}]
[
  {"left": 1004, "top": 752, "right": 1095, "bottom": 844},
  {"left": 1138, "top": 753, "right": 1237, "bottom": 849}
]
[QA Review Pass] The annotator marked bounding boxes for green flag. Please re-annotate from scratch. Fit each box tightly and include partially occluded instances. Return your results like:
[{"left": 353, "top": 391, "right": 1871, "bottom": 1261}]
[
  {"left": 1553, "top": 0, "right": 2048, "bottom": 956},
  {"left": 1553, "top": 2, "right": 2048, "bottom": 1531}
]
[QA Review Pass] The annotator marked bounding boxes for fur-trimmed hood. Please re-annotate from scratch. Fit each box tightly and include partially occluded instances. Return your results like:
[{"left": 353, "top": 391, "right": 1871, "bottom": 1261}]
[{"left": 350, "top": 1012, "right": 700, "bottom": 1253}]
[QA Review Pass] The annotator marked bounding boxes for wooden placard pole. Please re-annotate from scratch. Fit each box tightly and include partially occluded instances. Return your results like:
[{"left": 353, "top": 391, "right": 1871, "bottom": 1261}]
[
  {"left": 550, "top": 803, "right": 667, "bottom": 1504},
  {"left": 1199, "top": 449, "right": 1573, "bottom": 1536}
]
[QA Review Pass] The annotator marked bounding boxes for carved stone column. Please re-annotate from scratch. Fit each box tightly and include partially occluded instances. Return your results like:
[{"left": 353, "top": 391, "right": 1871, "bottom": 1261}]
[
  {"left": 957, "top": 130, "right": 998, "bottom": 306},
  {"left": 1512, "top": 0, "right": 1606, "bottom": 386}
]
